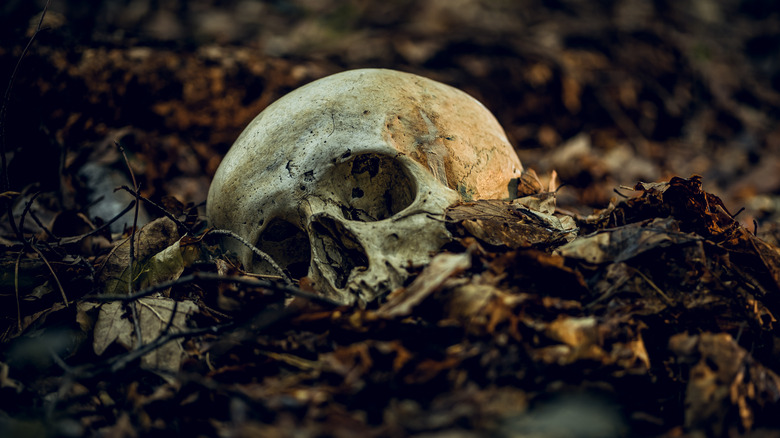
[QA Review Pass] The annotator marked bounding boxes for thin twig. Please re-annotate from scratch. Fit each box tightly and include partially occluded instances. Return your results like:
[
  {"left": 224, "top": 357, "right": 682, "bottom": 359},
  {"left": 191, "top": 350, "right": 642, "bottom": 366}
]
[
  {"left": 629, "top": 266, "right": 674, "bottom": 307},
  {"left": 17, "top": 191, "right": 59, "bottom": 241},
  {"left": 115, "top": 141, "right": 138, "bottom": 192},
  {"left": 117, "top": 185, "right": 192, "bottom": 234},
  {"left": 161, "top": 300, "right": 179, "bottom": 338},
  {"left": 30, "top": 242, "right": 68, "bottom": 307},
  {"left": 62, "top": 282, "right": 317, "bottom": 379},
  {"left": 128, "top": 227, "right": 143, "bottom": 348},
  {"left": 14, "top": 251, "right": 22, "bottom": 332},
  {"left": 29, "top": 208, "right": 58, "bottom": 240},
  {"left": 206, "top": 229, "right": 292, "bottom": 284},
  {"left": 51, "top": 323, "right": 229, "bottom": 380},
  {"left": 107, "top": 325, "right": 224, "bottom": 374},
  {"left": 56, "top": 201, "right": 136, "bottom": 246},
  {"left": 89, "top": 272, "right": 341, "bottom": 307},
  {"left": 58, "top": 275, "right": 333, "bottom": 380},
  {"left": 49, "top": 348, "right": 73, "bottom": 373},
  {"left": 613, "top": 188, "right": 630, "bottom": 199},
  {"left": 112, "top": 297, "right": 313, "bottom": 376},
  {"left": 18, "top": 191, "right": 42, "bottom": 238},
  {"left": 116, "top": 141, "right": 143, "bottom": 348}
]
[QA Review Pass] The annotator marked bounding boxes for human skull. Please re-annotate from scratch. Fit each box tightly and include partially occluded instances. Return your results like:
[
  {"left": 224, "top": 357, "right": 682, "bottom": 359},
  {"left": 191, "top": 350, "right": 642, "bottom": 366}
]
[{"left": 207, "top": 68, "right": 522, "bottom": 305}]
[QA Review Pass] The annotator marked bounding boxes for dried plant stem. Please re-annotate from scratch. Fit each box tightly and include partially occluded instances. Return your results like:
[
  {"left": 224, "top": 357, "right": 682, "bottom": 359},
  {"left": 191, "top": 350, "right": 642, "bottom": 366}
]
[
  {"left": 107, "top": 324, "right": 223, "bottom": 374},
  {"left": 56, "top": 201, "right": 136, "bottom": 246},
  {"left": 630, "top": 266, "right": 674, "bottom": 306},
  {"left": 206, "top": 229, "right": 292, "bottom": 284},
  {"left": 116, "top": 141, "right": 143, "bottom": 348},
  {"left": 14, "top": 252, "right": 22, "bottom": 332},
  {"left": 30, "top": 243, "right": 68, "bottom": 307},
  {"left": 161, "top": 300, "right": 179, "bottom": 338},
  {"left": 117, "top": 185, "right": 192, "bottom": 234},
  {"left": 51, "top": 322, "right": 229, "bottom": 380},
  {"left": 91, "top": 272, "right": 340, "bottom": 307},
  {"left": 28, "top": 208, "right": 58, "bottom": 240},
  {"left": 18, "top": 191, "right": 42, "bottom": 237}
]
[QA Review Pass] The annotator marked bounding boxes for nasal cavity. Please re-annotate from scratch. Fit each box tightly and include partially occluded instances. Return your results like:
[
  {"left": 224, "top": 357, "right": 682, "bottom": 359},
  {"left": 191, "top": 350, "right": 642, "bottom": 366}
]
[
  {"left": 310, "top": 215, "right": 369, "bottom": 289},
  {"left": 254, "top": 219, "right": 311, "bottom": 280}
]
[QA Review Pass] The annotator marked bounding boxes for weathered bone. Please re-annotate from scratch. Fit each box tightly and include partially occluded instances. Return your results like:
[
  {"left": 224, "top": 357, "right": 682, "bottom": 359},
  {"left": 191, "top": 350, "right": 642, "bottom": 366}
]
[{"left": 207, "top": 68, "right": 523, "bottom": 305}]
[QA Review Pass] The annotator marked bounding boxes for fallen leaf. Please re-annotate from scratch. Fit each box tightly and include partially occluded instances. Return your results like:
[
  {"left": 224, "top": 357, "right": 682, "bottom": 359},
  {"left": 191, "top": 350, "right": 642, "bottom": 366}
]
[
  {"left": 93, "top": 298, "right": 198, "bottom": 374},
  {"left": 378, "top": 252, "right": 471, "bottom": 318}
]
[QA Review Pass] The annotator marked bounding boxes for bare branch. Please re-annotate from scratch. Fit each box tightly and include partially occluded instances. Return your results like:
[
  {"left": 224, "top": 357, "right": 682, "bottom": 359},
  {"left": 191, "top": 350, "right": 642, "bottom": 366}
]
[
  {"left": 116, "top": 185, "right": 193, "bottom": 234},
  {"left": 29, "top": 242, "right": 68, "bottom": 307},
  {"left": 116, "top": 141, "right": 143, "bottom": 349},
  {"left": 88, "top": 272, "right": 341, "bottom": 307},
  {"left": 206, "top": 229, "right": 292, "bottom": 284},
  {"left": 56, "top": 201, "right": 136, "bottom": 246},
  {"left": 14, "top": 251, "right": 22, "bottom": 333}
]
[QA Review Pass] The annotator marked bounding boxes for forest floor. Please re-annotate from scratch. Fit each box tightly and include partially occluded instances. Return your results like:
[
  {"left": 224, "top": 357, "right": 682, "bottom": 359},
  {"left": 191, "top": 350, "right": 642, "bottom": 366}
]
[{"left": 1, "top": 1, "right": 780, "bottom": 437}]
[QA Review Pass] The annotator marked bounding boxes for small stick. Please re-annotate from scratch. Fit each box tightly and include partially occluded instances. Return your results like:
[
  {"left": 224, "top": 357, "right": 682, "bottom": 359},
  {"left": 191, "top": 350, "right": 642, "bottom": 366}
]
[
  {"left": 17, "top": 191, "right": 43, "bottom": 237},
  {"left": 206, "top": 229, "right": 292, "bottom": 284},
  {"left": 56, "top": 201, "right": 136, "bottom": 246},
  {"left": 30, "top": 243, "right": 68, "bottom": 307},
  {"left": 50, "top": 323, "right": 230, "bottom": 379},
  {"left": 29, "top": 208, "right": 58, "bottom": 240},
  {"left": 116, "top": 185, "right": 192, "bottom": 234},
  {"left": 89, "top": 272, "right": 340, "bottom": 307},
  {"left": 115, "top": 141, "right": 138, "bottom": 193},
  {"left": 107, "top": 324, "right": 224, "bottom": 374},
  {"left": 630, "top": 266, "right": 674, "bottom": 307},
  {"left": 161, "top": 300, "right": 179, "bottom": 338},
  {"left": 14, "top": 251, "right": 22, "bottom": 332},
  {"left": 116, "top": 141, "right": 143, "bottom": 348},
  {"left": 17, "top": 192, "right": 59, "bottom": 241},
  {"left": 613, "top": 188, "right": 629, "bottom": 199}
]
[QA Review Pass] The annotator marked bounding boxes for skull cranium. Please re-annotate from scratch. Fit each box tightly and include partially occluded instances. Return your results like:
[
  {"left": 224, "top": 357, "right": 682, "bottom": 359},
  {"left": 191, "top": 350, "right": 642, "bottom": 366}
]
[{"left": 207, "top": 68, "right": 523, "bottom": 305}]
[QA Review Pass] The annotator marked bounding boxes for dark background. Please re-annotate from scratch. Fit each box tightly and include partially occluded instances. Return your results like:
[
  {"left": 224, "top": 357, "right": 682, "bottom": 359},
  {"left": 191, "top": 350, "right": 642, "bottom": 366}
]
[{"left": 2, "top": 0, "right": 780, "bottom": 228}]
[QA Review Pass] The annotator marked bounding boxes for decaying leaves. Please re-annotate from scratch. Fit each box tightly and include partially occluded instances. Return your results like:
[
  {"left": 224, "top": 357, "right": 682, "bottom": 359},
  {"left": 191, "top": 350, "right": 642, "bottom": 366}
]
[
  {"left": 3, "top": 175, "right": 780, "bottom": 437},
  {"left": 446, "top": 171, "right": 577, "bottom": 251},
  {"left": 669, "top": 332, "right": 780, "bottom": 435},
  {"left": 93, "top": 298, "right": 198, "bottom": 373},
  {"left": 96, "top": 217, "right": 181, "bottom": 295}
]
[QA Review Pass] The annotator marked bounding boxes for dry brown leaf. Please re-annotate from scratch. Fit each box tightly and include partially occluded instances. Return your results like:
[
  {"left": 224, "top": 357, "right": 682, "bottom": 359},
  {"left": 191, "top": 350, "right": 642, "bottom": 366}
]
[
  {"left": 93, "top": 298, "right": 198, "bottom": 375},
  {"left": 377, "top": 252, "right": 471, "bottom": 318}
]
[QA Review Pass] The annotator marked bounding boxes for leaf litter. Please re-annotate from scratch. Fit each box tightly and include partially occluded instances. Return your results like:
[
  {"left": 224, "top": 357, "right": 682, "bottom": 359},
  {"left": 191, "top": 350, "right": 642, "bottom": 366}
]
[
  {"left": 2, "top": 2, "right": 780, "bottom": 436},
  {"left": 1, "top": 170, "right": 778, "bottom": 437}
]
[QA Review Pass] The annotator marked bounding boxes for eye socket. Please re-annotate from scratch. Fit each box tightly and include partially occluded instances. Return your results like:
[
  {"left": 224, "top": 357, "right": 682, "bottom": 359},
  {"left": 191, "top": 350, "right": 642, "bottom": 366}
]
[
  {"left": 329, "top": 153, "right": 416, "bottom": 221},
  {"left": 253, "top": 219, "right": 311, "bottom": 280}
]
